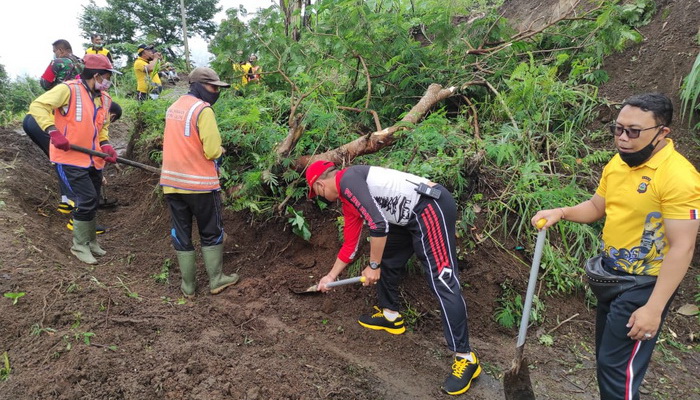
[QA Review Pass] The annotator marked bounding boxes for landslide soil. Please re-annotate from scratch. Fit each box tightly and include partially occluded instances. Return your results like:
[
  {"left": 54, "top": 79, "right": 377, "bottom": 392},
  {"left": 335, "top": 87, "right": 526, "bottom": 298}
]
[{"left": 1, "top": 1, "right": 700, "bottom": 399}]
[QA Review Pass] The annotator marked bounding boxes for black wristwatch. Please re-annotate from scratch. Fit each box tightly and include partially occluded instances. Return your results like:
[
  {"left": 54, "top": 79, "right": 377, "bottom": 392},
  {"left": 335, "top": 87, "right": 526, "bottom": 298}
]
[{"left": 369, "top": 261, "right": 380, "bottom": 270}]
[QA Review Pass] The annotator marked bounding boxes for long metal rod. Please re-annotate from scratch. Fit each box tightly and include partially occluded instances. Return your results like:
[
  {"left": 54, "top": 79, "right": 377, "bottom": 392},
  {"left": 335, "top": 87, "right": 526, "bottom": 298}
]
[
  {"left": 516, "top": 227, "right": 547, "bottom": 348},
  {"left": 326, "top": 276, "right": 364, "bottom": 288},
  {"left": 69, "top": 144, "right": 161, "bottom": 174}
]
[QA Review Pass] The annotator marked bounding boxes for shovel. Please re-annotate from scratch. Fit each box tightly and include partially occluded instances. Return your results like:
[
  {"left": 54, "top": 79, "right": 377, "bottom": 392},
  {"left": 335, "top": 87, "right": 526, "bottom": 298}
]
[
  {"left": 70, "top": 144, "right": 162, "bottom": 174},
  {"left": 503, "top": 218, "right": 547, "bottom": 400},
  {"left": 292, "top": 276, "right": 366, "bottom": 295}
]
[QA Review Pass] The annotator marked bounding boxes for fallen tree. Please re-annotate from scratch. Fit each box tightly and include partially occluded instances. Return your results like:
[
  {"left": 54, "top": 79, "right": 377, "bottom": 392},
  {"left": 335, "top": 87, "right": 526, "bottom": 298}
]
[{"left": 295, "top": 83, "right": 457, "bottom": 168}]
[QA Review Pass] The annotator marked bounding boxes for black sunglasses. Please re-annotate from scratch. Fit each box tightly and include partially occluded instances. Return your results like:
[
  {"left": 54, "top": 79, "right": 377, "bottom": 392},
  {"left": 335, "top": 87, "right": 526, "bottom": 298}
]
[{"left": 608, "top": 124, "right": 662, "bottom": 139}]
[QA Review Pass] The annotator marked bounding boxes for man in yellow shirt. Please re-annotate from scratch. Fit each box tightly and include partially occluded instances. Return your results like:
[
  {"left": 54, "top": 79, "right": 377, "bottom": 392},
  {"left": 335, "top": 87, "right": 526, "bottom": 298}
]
[
  {"left": 28, "top": 54, "right": 121, "bottom": 265},
  {"left": 532, "top": 93, "right": 700, "bottom": 400},
  {"left": 160, "top": 67, "right": 239, "bottom": 298},
  {"left": 85, "top": 34, "right": 113, "bottom": 64},
  {"left": 133, "top": 44, "right": 162, "bottom": 101},
  {"left": 233, "top": 54, "right": 262, "bottom": 87}
]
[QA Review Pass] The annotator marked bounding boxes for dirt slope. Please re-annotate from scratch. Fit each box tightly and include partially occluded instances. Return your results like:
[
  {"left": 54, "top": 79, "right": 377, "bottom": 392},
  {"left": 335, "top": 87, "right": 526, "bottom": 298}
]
[{"left": 1, "top": 1, "right": 699, "bottom": 399}]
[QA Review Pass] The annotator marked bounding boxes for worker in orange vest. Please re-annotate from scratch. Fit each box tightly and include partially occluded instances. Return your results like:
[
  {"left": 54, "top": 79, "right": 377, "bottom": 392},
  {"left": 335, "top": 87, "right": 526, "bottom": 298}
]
[
  {"left": 27, "top": 54, "right": 121, "bottom": 264},
  {"left": 160, "top": 67, "right": 239, "bottom": 298}
]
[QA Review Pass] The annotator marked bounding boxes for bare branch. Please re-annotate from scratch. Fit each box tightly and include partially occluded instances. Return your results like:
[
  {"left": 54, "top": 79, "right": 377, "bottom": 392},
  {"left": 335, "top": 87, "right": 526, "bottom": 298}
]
[
  {"left": 338, "top": 106, "right": 382, "bottom": 132},
  {"left": 357, "top": 54, "right": 372, "bottom": 109},
  {"left": 466, "top": 0, "right": 600, "bottom": 56},
  {"left": 461, "top": 95, "right": 481, "bottom": 141},
  {"left": 483, "top": 79, "right": 518, "bottom": 130}
]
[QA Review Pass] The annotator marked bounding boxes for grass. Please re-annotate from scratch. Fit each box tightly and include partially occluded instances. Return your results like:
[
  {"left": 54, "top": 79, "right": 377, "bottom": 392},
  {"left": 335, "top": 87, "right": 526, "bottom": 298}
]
[
  {"left": 0, "top": 352, "right": 10, "bottom": 381},
  {"left": 3, "top": 291, "right": 26, "bottom": 305},
  {"left": 680, "top": 51, "right": 700, "bottom": 128},
  {"left": 116, "top": 276, "right": 141, "bottom": 301},
  {"left": 151, "top": 258, "right": 172, "bottom": 284}
]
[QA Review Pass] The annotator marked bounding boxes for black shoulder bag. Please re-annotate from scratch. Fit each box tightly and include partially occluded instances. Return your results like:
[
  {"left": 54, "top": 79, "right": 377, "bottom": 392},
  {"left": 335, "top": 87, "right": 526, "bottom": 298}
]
[{"left": 585, "top": 255, "right": 657, "bottom": 303}]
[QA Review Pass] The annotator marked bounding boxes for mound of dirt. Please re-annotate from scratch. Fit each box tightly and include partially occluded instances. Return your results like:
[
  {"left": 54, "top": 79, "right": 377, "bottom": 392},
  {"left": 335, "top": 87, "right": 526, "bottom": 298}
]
[{"left": 1, "top": 1, "right": 699, "bottom": 399}]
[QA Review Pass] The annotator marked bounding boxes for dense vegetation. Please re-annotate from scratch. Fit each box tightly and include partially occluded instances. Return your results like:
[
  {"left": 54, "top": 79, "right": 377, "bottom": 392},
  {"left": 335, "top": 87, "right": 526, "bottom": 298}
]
[
  {"left": 3, "top": 0, "right": 698, "bottom": 327},
  {"left": 203, "top": 0, "right": 656, "bottom": 300}
]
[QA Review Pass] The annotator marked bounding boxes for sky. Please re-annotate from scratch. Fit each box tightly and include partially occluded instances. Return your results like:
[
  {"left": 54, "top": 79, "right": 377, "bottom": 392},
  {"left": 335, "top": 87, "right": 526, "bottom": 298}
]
[{"left": 0, "top": 0, "right": 274, "bottom": 79}]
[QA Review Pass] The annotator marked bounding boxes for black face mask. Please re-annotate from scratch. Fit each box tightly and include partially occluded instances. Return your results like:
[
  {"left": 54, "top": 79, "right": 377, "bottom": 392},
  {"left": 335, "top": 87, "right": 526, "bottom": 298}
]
[
  {"left": 189, "top": 82, "right": 220, "bottom": 105},
  {"left": 618, "top": 129, "right": 662, "bottom": 167}
]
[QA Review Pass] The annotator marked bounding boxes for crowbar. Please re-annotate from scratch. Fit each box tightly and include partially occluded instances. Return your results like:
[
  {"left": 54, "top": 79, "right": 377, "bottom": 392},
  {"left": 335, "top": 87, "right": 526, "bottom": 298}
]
[{"left": 70, "top": 144, "right": 161, "bottom": 174}]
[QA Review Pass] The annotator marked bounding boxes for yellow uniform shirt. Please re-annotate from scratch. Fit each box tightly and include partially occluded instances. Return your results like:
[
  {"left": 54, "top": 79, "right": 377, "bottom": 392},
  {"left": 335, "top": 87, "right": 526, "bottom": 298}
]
[
  {"left": 85, "top": 47, "right": 112, "bottom": 63},
  {"left": 163, "top": 106, "right": 223, "bottom": 194},
  {"left": 233, "top": 62, "right": 252, "bottom": 86},
  {"left": 133, "top": 56, "right": 162, "bottom": 93},
  {"left": 28, "top": 82, "right": 110, "bottom": 143},
  {"left": 596, "top": 139, "right": 700, "bottom": 276},
  {"left": 233, "top": 62, "right": 261, "bottom": 87}
]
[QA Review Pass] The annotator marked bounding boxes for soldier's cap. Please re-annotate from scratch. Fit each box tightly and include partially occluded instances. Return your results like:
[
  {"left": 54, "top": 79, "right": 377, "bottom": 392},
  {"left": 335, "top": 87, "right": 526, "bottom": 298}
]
[
  {"left": 137, "top": 44, "right": 155, "bottom": 54},
  {"left": 83, "top": 54, "right": 121, "bottom": 74},
  {"left": 188, "top": 67, "right": 231, "bottom": 88}
]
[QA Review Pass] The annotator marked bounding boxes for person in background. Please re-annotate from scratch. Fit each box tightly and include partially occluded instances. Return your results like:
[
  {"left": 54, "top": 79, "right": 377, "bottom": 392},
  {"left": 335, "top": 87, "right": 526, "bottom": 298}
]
[
  {"left": 27, "top": 54, "right": 121, "bottom": 264},
  {"left": 305, "top": 160, "right": 481, "bottom": 395},
  {"left": 233, "top": 53, "right": 261, "bottom": 87},
  {"left": 85, "top": 34, "right": 113, "bottom": 64},
  {"left": 531, "top": 93, "right": 700, "bottom": 400},
  {"left": 133, "top": 44, "right": 162, "bottom": 101},
  {"left": 40, "top": 39, "right": 84, "bottom": 91},
  {"left": 159, "top": 62, "right": 179, "bottom": 85},
  {"left": 160, "top": 67, "right": 239, "bottom": 298}
]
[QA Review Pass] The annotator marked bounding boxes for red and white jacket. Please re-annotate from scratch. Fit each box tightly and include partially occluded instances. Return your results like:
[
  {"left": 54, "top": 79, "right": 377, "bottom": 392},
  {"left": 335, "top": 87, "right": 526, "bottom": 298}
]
[{"left": 335, "top": 166, "right": 429, "bottom": 263}]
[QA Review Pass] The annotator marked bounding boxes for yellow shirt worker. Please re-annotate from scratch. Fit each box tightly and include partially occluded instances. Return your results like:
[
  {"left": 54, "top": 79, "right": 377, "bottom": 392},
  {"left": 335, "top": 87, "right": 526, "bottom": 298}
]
[
  {"left": 28, "top": 54, "right": 120, "bottom": 265},
  {"left": 232, "top": 54, "right": 261, "bottom": 87},
  {"left": 531, "top": 93, "right": 700, "bottom": 400},
  {"left": 596, "top": 138, "right": 700, "bottom": 276},
  {"left": 85, "top": 34, "right": 113, "bottom": 63},
  {"left": 133, "top": 44, "right": 162, "bottom": 101}
]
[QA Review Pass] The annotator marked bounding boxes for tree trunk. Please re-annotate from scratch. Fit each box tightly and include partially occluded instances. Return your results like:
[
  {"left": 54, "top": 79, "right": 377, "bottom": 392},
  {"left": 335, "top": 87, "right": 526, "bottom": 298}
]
[{"left": 293, "top": 84, "right": 457, "bottom": 169}]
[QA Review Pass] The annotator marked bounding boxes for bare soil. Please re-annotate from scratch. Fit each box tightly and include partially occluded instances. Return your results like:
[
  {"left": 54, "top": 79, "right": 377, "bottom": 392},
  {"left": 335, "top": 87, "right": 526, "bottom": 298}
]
[{"left": 1, "top": 1, "right": 699, "bottom": 399}]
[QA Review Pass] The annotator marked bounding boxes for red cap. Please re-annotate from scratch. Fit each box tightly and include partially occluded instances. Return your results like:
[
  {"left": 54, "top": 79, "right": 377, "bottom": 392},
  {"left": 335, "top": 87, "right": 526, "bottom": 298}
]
[
  {"left": 83, "top": 54, "right": 121, "bottom": 74},
  {"left": 306, "top": 160, "right": 335, "bottom": 198}
]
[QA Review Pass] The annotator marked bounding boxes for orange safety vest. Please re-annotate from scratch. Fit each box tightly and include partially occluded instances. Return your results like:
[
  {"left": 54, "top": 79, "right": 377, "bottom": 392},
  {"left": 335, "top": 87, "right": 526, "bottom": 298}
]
[
  {"left": 50, "top": 80, "right": 112, "bottom": 169},
  {"left": 160, "top": 95, "right": 221, "bottom": 191}
]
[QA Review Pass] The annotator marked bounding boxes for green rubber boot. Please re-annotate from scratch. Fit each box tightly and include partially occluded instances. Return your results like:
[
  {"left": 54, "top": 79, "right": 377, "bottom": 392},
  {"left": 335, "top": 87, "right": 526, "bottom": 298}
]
[
  {"left": 88, "top": 219, "right": 106, "bottom": 257},
  {"left": 70, "top": 219, "right": 97, "bottom": 265},
  {"left": 202, "top": 244, "right": 239, "bottom": 294},
  {"left": 177, "top": 250, "right": 197, "bottom": 299}
]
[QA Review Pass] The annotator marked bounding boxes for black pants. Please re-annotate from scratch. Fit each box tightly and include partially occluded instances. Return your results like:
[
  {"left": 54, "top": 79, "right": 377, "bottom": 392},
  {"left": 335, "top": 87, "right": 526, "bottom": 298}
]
[
  {"left": 137, "top": 85, "right": 161, "bottom": 102},
  {"left": 377, "top": 185, "right": 471, "bottom": 353},
  {"left": 165, "top": 192, "right": 225, "bottom": 251},
  {"left": 595, "top": 282, "right": 674, "bottom": 400},
  {"left": 23, "top": 114, "right": 72, "bottom": 200},
  {"left": 56, "top": 164, "right": 102, "bottom": 221}
]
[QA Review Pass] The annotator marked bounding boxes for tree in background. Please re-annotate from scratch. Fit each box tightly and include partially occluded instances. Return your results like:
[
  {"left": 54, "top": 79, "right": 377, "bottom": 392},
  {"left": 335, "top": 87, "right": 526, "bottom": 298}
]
[
  {"left": 280, "top": 0, "right": 313, "bottom": 41},
  {"left": 79, "top": 0, "right": 220, "bottom": 60},
  {"left": 79, "top": 0, "right": 137, "bottom": 61}
]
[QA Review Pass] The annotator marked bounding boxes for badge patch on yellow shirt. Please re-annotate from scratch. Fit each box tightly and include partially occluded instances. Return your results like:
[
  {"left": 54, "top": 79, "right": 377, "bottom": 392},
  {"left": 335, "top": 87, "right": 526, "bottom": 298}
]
[{"left": 637, "top": 176, "right": 651, "bottom": 194}]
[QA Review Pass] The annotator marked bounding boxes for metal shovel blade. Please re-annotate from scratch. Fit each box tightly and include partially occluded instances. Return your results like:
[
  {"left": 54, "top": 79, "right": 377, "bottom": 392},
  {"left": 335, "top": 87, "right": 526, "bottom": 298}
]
[
  {"left": 504, "top": 356, "right": 535, "bottom": 400},
  {"left": 503, "top": 219, "right": 547, "bottom": 400},
  {"left": 292, "top": 276, "right": 365, "bottom": 295}
]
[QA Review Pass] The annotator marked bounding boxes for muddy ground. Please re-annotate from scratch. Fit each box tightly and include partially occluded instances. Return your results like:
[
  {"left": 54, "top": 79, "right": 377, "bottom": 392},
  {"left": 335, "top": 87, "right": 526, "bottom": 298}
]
[{"left": 1, "top": 1, "right": 699, "bottom": 399}]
